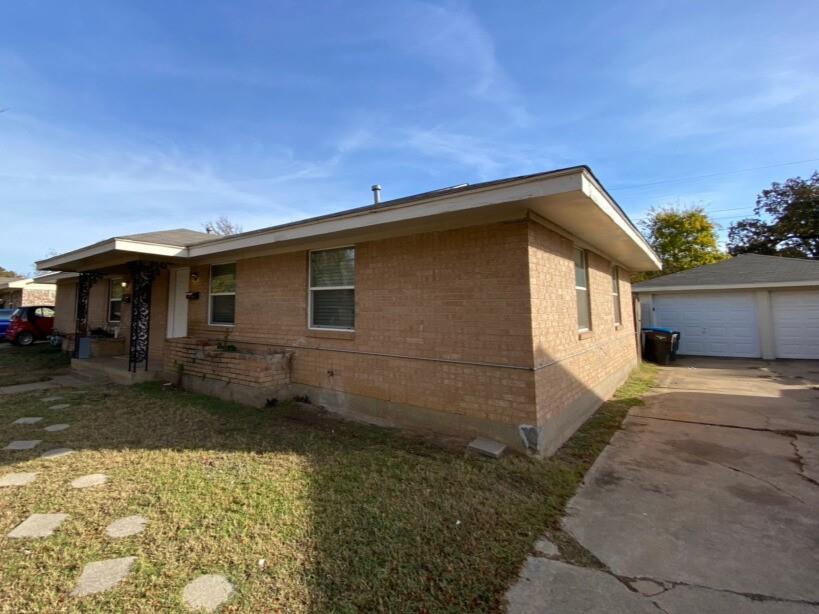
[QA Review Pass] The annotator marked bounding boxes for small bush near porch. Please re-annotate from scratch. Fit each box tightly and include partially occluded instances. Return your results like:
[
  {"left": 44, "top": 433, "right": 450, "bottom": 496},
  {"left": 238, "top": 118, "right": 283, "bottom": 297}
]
[{"left": 0, "top": 346, "right": 656, "bottom": 612}]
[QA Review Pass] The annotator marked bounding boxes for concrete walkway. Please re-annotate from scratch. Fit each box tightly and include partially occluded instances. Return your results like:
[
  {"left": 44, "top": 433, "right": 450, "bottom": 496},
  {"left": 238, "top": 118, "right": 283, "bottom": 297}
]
[{"left": 507, "top": 357, "right": 819, "bottom": 613}]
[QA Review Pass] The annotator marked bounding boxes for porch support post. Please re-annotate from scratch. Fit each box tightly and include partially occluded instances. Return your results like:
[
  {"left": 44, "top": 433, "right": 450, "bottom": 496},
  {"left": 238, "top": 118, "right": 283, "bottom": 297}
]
[
  {"left": 73, "top": 272, "right": 102, "bottom": 358},
  {"left": 127, "top": 261, "right": 163, "bottom": 372}
]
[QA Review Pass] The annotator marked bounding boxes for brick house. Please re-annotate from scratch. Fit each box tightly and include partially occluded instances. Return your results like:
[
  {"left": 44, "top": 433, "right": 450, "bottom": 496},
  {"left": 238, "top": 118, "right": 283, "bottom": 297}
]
[
  {"left": 0, "top": 277, "right": 57, "bottom": 309},
  {"left": 38, "top": 166, "right": 660, "bottom": 454}
]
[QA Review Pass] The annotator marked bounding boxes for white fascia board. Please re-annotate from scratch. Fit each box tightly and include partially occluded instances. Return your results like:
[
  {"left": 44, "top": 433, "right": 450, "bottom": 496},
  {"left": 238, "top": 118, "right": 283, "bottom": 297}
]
[
  {"left": 36, "top": 239, "right": 188, "bottom": 271},
  {"left": 581, "top": 174, "right": 661, "bottom": 269},
  {"left": 32, "top": 272, "right": 79, "bottom": 284},
  {"left": 634, "top": 280, "right": 819, "bottom": 293},
  {"left": 188, "top": 171, "right": 585, "bottom": 258}
]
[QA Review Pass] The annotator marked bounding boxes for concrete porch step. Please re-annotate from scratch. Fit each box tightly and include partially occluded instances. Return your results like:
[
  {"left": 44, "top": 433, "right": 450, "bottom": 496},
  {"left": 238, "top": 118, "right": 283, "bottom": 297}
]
[{"left": 70, "top": 357, "right": 164, "bottom": 386}]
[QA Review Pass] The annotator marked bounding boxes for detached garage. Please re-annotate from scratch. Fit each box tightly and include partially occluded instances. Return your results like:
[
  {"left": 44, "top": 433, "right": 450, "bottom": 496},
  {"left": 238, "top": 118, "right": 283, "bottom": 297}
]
[{"left": 634, "top": 254, "right": 819, "bottom": 359}]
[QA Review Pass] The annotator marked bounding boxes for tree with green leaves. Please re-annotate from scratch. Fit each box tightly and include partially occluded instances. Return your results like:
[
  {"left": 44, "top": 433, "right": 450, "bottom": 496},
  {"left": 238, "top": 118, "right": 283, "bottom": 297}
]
[
  {"left": 728, "top": 172, "right": 819, "bottom": 259},
  {"left": 635, "top": 206, "right": 728, "bottom": 282}
]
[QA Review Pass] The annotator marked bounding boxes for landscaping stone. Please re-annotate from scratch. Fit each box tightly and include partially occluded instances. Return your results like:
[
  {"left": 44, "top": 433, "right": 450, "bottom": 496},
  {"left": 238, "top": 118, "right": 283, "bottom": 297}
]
[
  {"left": 41, "top": 396, "right": 63, "bottom": 402},
  {"left": 48, "top": 404, "right": 70, "bottom": 410},
  {"left": 12, "top": 417, "right": 43, "bottom": 425},
  {"left": 630, "top": 579, "right": 666, "bottom": 596},
  {"left": 45, "top": 423, "right": 70, "bottom": 432},
  {"left": 4, "top": 440, "right": 42, "bottom": 450},
  {"left": 8, "top": 513, "right": 69, "bottom": 538},
  {"left": 0, "top": 472, "right": 38, "bottom": 487},
  {"left": 533, "top": 537, "right": 559, "bottom": 557},
  {"left": 467, "top": 437, "right": 506, "bottom": 458},
  {"left": 40, "top": 447, "right": 75, "bottom": 459},
  {"left": 71, "top": 474, "right": 108, "bottom": 489},
  {"left": 106, "top": 515, "right": 149, "bottom": 538},
  {"left": 182, "top": 574, "right": 234, "bottom": 611},
  {"left": 71, "top": 556, "right": 136, "bottom": 597}
]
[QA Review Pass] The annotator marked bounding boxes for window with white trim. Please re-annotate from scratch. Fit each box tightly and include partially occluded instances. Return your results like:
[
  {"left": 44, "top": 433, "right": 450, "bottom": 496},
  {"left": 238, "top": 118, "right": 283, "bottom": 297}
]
[
  {"left": 611, "top": 266, "right": 622, "bottom": 325},
  {"left": 209, "top": 263, "right": 236, "bottom": 325},
  {"left": 108, "top": 278, "right": 123, "bottom": 322},
  {"left": 309, "top": 247, "right": 355, "bottom": 330},
  {"left": 574, "top": 248, "right": 591, "bottom": 331}
]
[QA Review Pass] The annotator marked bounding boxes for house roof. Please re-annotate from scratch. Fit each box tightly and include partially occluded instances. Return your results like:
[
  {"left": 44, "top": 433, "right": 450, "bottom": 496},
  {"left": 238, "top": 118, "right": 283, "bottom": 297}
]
[
  {"left": 634, "top": 254, "right": 819, "bottom": 292},
  {"left": 119, "top": 229, "right": 216, "bottom": 246},
  {"left": 37, "top": 166, "right": 662, "bottom": 273}
]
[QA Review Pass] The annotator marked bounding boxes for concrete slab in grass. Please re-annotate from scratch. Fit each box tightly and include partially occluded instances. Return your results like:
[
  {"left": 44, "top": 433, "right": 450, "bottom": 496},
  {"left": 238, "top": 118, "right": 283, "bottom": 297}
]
[
  {"left": 44, "top": 423, "right": 70, "bottom": 432},
  {"left": 106, "top": 515, "right": 149, "bottom": 538},
  {"left": 71, "top": 474, "right": 107, "bottom": 489},
  {"left": 41, "top": 396, "right": 63, "bottom": 402},
  {"left": 40, "top": 447, "right": 75, "bottom": 460},
  {"left": 0, "top": 472, "right": 38, "bottom": 487},
  {"left": 4, "top": 440, "right": 42, "bottom": 450},
  {"left": 467, "top": 437, "right": 506, "bottom": 458},
  {"left": 71, "top": 556, "right": 136, "bottom": 597},
  {"left": 12, "top": 417, "right": 43, "bottom": 425},
  {"left": 8, "top": 513, "right": 69, "bottom": 538},
  {"left": 182, "top": 574, "right": 234, "bottom": 612},
  {"left": 48, "top": 404, "right": 70, "bottom": 410}
]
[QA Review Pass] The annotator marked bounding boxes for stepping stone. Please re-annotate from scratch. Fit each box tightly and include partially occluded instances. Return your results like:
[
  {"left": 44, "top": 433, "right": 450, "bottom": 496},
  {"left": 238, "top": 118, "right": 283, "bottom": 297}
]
[
  {"left": 48, "top": 404, "right": 70, "bottom": 410},
  {"left": 0, "top": 472, "right": 38, "bottom": 487},
  {"left": 71, "top": 474, "right": 107, "bottom": 489},
  {"left": 467, "top": 437, "right": 507, "bottom": 458},
  {"left": 106, "top": 515, "right": 148, "bottom": 538},
  {"left": 182, "top": 574, "right": 234, "bottom": 612},
  {"left": 8, "top": 513, "right": 69, "bottom": 538},
  {"left": 4, "top": 440, "right": 42, "bottom": 450},
  {"left": 40, "top": 447, "right": 75, "bottom": 460},
  {"left": 71, "top": 556, "right": 136, "bottom": 597},
  {"left": 45, "top": 423, "right": 70, "bottom": 432},
  {"left": 13, "top": 417, "right": 43, "bottom": 425},
  {"left": 42, "top": 396, "right": 63, "bottom": 402}
]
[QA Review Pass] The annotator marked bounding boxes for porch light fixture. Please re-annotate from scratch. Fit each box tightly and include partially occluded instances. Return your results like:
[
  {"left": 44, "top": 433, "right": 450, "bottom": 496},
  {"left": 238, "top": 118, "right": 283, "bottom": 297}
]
[
  {"left": 190, "top": 272, "right": 200, "bottom": 282},
  {"left": 120, "top": 280, "right": 128, "bottom": 288}
]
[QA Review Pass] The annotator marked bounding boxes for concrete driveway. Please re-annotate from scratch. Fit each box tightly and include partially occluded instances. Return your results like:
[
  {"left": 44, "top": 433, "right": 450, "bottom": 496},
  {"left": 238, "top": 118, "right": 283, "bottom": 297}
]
[{"left": 507, "top": 357, "right": 819, "bottom": 613}]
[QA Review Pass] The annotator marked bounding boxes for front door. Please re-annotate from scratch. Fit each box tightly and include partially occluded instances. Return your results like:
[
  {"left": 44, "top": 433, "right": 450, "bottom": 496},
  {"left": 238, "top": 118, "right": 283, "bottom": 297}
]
[{"left": 167, "top": 267, "right": 189, "bottom": 339}]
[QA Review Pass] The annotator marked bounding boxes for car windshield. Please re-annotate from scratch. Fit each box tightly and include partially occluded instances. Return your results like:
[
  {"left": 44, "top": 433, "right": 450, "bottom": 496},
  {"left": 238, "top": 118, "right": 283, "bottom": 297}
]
[{"left": 10, "top": 308, "right": 25, "bottom": 320}]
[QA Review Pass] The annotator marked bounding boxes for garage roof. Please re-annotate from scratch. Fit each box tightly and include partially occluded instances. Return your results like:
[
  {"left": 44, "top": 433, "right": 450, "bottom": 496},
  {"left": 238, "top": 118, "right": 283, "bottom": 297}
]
[{"left": 634, "top": 254, "right": 819, "bottom": 292}]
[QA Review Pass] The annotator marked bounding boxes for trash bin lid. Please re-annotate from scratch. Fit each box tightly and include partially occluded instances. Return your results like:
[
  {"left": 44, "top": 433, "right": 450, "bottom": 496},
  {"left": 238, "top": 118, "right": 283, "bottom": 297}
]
[{"left": 642, "top": 326, "right": 675, "bottom": 334}]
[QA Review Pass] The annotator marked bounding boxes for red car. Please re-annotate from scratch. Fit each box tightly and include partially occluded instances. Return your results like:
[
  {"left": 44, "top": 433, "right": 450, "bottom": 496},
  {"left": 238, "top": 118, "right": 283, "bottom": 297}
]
[{"left": 4, "top": 306, "right": 55, "bottom": 346}]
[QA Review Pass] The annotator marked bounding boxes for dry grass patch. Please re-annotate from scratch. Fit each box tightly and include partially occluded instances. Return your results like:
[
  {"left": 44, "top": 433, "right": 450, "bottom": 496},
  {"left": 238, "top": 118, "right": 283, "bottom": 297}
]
[
  {"left": 0, "top": 355, "right": 657, "bottom": 612},
  {"left": 0, "top": 343, "right": 70, "bottom": 387}
]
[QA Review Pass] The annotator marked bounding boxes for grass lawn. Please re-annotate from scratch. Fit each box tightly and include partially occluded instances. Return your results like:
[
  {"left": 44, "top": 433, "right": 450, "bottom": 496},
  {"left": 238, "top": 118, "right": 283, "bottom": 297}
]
[
  {"left": 0, "top": 347, "right": 656, "bottom": 612},
  {"left": 0, "top": 342, "right": 71, "bottom": 387}
]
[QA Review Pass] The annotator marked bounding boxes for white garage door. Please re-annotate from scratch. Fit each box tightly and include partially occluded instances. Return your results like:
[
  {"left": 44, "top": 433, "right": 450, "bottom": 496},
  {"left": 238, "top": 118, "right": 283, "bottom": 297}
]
[
  {"left": 772, "top": 290, "right": 819, "bottom": 359},
  {"left": 653, "top": 292, "right": 760, "bottom": 358}
]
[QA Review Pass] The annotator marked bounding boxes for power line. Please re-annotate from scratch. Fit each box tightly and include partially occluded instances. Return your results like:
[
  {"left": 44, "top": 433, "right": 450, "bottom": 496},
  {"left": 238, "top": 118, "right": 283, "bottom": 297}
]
[{"left": 612, "top": 157, "right": 819, "bottom": 192}]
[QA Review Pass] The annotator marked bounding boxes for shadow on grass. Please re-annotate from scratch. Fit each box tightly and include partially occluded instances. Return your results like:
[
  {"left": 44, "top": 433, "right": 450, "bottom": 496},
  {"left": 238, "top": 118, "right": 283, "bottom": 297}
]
[{"left": 0, "top": 362, "right": 656, "bottom": 612}]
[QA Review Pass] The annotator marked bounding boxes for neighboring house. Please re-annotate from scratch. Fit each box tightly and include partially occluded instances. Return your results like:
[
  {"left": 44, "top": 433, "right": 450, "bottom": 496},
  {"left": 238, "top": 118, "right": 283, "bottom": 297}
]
[
  {"left": 634, "top": 254, "right": 819, "bottom": 360},
  {"left": 0, "top": 277, "right": 57, "bottom": 309},
  {"left": 37, "top": 166, "right": 660, "bottom": 454}
]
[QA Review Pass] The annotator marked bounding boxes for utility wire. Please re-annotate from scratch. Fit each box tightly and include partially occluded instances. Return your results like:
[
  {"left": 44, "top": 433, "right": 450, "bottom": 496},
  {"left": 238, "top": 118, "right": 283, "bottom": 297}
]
[{"left": 612, "top": 157, "right": 819, "bottom": 192}]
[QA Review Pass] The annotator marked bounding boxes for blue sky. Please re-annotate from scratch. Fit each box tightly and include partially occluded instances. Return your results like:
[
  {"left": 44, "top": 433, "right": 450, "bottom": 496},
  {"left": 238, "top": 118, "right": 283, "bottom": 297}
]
[{"left": 1, "top": 1, "right": 818, "bottom": 275}]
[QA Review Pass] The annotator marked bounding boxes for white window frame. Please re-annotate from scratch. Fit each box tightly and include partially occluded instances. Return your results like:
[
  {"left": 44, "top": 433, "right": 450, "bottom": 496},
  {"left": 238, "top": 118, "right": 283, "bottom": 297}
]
[
  {"left": 308, "top": 246, "right": 355, "bottom": 332},
  {"left": 575, "top": 248, "right": 591, "bottom": 332},
  {"left": 108, "top": 278, "right": 123, "bottom": 323},
  {"left": 208, "top": 263, "right": 236, "bottom": 327},
  {"left": 611, "top": 266, "right": 622, "bottom": 326}
]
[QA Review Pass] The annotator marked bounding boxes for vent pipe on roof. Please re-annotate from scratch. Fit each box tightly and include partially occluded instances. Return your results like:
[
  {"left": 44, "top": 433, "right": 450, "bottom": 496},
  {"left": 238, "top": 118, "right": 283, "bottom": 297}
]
[{"left": 371, "top": 184, "right": 382, "bottom": 204}]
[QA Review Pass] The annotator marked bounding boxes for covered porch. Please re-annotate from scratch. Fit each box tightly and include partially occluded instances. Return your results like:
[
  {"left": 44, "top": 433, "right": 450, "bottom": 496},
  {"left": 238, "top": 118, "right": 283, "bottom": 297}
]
[{"left": 36, "top": 230, "right": 212, "bottom": 383}]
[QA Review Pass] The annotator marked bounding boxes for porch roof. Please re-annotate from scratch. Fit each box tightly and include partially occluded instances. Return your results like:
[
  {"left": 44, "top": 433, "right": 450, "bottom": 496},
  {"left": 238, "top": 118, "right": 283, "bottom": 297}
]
[{"left": 37, "top": 166, "right": 661, "bottom": 273}]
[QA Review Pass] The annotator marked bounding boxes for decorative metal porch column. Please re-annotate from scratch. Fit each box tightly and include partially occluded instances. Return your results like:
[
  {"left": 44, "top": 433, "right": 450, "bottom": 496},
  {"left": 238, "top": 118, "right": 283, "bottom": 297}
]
[
  {"left": 73, "top": 272, "right": 102, "bottom": 358},
  {"left": 128, "top": 261, "right": 163, "bottom": 372}
]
